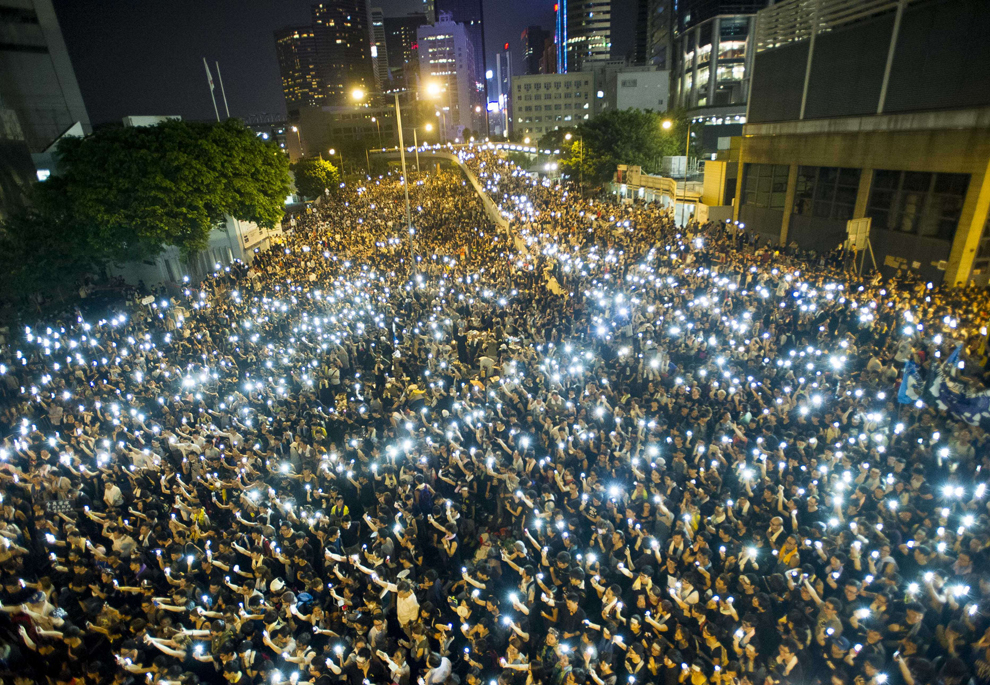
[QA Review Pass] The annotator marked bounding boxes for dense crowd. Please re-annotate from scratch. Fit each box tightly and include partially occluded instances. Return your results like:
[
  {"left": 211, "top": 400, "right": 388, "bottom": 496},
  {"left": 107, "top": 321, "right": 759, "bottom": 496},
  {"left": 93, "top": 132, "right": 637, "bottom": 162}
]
[{"left": 1, "top": 148, "right": 990, "bottom": 685}]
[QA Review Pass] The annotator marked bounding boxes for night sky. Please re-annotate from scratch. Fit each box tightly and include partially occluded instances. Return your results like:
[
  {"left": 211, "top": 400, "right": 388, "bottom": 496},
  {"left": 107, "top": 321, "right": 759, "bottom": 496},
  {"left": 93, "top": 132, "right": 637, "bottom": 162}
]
[{"left": 51, "top": 0, "right": 564, "bottom": 126}]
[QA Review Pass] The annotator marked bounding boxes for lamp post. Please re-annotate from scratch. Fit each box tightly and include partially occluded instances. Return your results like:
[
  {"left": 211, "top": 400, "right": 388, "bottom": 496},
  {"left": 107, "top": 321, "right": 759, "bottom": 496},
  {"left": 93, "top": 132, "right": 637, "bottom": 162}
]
[
  {"left": 661, "top": 118, "right": 691, "bottom": 225},
  {"left": 291, "top": 126, "right": 302, "bottom": 157},
  {"left": 564, "top": 131, "right": 583, "bottom": 195},
  {"left": 370, "top": 116, "right": 382, "bottom": 148},
  {"left": 413, "top": 123, "right": 433, "bottom": 178},
  {"left": 352, "top": 85, "right": 441, "bottom": 265},
  {"left": 329, "top": 148, "right": 344, "bottom": 176}
]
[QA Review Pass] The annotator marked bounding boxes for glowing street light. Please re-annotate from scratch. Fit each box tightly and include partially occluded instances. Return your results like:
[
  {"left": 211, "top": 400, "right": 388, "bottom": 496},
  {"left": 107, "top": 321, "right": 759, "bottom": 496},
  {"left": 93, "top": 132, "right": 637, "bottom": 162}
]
[{"left": 661, "top": 119, "right": 673, "bottom": 130}]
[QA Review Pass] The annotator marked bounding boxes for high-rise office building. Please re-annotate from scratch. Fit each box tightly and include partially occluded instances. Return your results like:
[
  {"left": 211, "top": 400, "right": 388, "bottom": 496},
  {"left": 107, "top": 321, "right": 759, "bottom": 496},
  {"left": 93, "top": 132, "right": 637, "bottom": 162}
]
[
  {"left": 370, "top": 8, "right": 389, "bottom": 90},
  {"left": 384, "top": 14, "right": 427, "bottom": 89},
  {"left": 417, "top": 13, "right": 483, "bottom": 140},
  {"left": 540, "top": 35, "right": 557, "bottom": 74},
  {"left": 0, "top": 0, "right": 90, "bottom": 153},
  {"left": 489, "top": 48, "right": 511, "bottom": 136},
  {"left": 670, "top": 0, "right": 770, "bottom": 131},
  {"left": 645, "top": 0, "right": 672, "bottom": 69},
  {"left": 555, "top": 0, "right": 612, "bottom": 73},
  {"left": 630, "top": 0, "right": 649, "bottom": 65},
  {"left": 521, "top": 26, "right": 550, "bottom": 75},
  {"left": 312, "top": 0, "right": 375, "bottom": 105},
  {"left": 434, "top": 0, "right": 485, "bottom": 96},
  {"left": 722, "top": 0, "right": 990, "bottom": 286},
  {"left": 274, "top": 26, "right": 325, "bottom": 112}
]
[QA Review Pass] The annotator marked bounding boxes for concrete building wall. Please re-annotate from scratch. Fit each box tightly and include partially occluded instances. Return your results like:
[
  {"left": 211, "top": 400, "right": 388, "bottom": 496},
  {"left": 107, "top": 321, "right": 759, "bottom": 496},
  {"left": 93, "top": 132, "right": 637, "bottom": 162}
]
[
  {"left": 732, "top": 110, "right": 990, "bottom": 284},
  {"left": 0, "top": 0, "right": 91, "bottom": 152},
  {"left": 111, "top": 216, "right": 282, "bottom": 287}
]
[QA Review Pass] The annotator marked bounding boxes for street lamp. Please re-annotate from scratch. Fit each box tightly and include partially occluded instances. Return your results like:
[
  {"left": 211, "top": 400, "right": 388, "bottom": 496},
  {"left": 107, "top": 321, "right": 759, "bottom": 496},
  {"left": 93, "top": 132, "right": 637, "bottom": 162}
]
[
  {"left": 352, "top": 85, "right": 442, "bottom": 265},
  {"left": 661, "top": 117, "right": 692, "bottom": 226},
  {"left": 290, "top": 125, "right": 302, "bottom": 156},
  {"left": 370, "top": 116, "right": 382, "bottom": 148},
  {"left": 413, "top": 124, "right": 434, "bottom": 177},
  {"left": 328, "top": 148, "right": 344, "bottom": 176}
]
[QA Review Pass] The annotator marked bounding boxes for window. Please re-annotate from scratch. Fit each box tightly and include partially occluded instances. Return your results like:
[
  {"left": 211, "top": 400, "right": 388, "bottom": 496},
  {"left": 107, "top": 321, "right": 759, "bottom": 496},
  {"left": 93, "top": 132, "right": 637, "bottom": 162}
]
[
  {"left": 621, "top": 79, "right": 637, "bottom": 88},
  {"left": 794, "top": 167, "right": 860, "bottom": 220},
  {"left": 867, "top": 170, "right": 969, "bottom": 241},
  {"left": 742, "top": 164, "right": 788, "bottom": 210},
  {"left": 716, "top": 64, "right": 745, "bottom": 83}
]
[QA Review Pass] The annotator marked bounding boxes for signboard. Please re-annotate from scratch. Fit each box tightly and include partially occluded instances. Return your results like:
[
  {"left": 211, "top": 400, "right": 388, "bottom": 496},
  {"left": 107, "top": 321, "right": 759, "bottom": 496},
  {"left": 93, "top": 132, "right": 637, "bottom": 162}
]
[
  {"left": 140, "top": 295, "right": 156, "bottom": 306},
  {"left": 845, "top": 217, "right": 871, "bottom": 251},
  {"left": 45, "top": 499, "right": 74, "bottom": 514}
]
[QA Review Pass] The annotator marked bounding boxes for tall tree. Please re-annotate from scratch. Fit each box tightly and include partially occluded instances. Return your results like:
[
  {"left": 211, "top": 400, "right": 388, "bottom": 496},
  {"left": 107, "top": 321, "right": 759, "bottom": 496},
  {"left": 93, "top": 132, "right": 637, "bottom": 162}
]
[
  {"left": 293, "top": 158, "right": 340, "bottom": 198},
  {"left": 34, "top": 119, "right": 291, "bottom": 262},
  {"left": 540, "top": 110, "right": 701, "bottom": 189}
]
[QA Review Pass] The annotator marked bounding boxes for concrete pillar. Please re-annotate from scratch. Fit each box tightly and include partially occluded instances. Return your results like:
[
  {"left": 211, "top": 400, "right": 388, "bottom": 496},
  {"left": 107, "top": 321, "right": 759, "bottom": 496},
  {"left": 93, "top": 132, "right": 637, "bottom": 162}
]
[
  {"left": 690, "top": 26, "right": 701, "bottom": 107},
  {"left": 779, "top": 164, "right": 798, "bottom": 245},
  {"left": 853, "top": 169, "right": 873, "bottom": 219},
  {"left": 708, "top": 17, "right": 720, "bottom": 106},
  {"left": 732, "top": 140, "right": 746, "bottom": 223},
  {"left": 946, "top": 159, "right": 990, "bottom": 284}
]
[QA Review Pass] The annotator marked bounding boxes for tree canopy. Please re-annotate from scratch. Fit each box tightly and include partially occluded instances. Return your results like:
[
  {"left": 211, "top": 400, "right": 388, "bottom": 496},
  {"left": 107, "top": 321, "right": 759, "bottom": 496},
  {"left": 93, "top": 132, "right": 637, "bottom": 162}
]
[
  {"left": 34, "top": 118, "right": 291, "bottom": 262},
  {"left": 538, "top": 109, "right": 701, "bottom": 189},
  {"left": 0, "top": 119, "right": 291, "bottom": 308},
  {"left": 293, "top": 158, "right": 340, "bottom": 198}
]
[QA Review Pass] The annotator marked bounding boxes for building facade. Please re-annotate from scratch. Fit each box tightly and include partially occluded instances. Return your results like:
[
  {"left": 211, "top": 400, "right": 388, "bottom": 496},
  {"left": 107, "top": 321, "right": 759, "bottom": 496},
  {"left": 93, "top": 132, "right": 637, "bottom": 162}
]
[
  {"left": 645, "top": 0, "right": 672, "bottom": 69},
  {"left": 669, "top": 0, "right": 769, "bottom": 146},
  {"left": 521, "top": 26, "right": 550, "bottom": 75},
  {"left": 370, "top": 8, "right": 390, "bottom": 90},
  {"left": 725, "top": 0, "right": 990, "bottom": 286},
  {"left": 384, "top": 14, "right": 427, "bottom": 90},
  {"left": 601, "top": 66, "right": 668, "bottom": 113},
  {"left": 511, "top": 73, "right": 594, "bottom": 137},
  {"left": 274, "top": 26, "right": 325, "bottom": 111},
  {"left": 311, "top": 0, "right": 375, "bottom": 105},
  {"left": 293, "top": 104, "right": 396, "bottom": 158},
  {"left": 434, "top": 0, "right": 485, "bottom": 95},
  {"left": 555, "top": 0, "right": 612, "bottom": 73},
  {"left": 0, "top": 0, "right": 90, "bottom": 153},
  {"left": 417, "top": 14, "right": 483, "bottom": 140}
]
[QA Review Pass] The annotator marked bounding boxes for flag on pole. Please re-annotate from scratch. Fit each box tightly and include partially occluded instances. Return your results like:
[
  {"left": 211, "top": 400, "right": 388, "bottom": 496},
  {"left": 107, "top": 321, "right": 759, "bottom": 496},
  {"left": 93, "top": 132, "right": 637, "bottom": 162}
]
[
  {"left": 203, "top": 58, "right": 220, "bottom": 122},
  {"left": 203, "top": 58, "right": 215, "bottom": 92}
]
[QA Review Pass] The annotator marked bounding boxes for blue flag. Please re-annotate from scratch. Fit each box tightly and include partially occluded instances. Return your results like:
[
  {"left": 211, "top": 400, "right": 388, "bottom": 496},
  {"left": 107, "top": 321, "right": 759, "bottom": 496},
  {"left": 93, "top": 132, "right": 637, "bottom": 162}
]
[{"left": 898, "top": 360, "right": 922, "bottom": 405}]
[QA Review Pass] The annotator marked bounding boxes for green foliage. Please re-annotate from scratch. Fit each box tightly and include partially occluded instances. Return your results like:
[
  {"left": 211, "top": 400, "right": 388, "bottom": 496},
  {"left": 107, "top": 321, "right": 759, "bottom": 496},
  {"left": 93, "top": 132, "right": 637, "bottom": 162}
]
[
  {"left": 505, "top": 151, "right": 533, "bottom": 170},
  {"left": 0, "top": 210, "right": 96, "bottom": 306},
  {"left": 545, "top": 109, "right": 702, "bottom": 189},
  {"left": 293, "top": 158, "right": 340, "bottom": 198},
  {"left": 34, "top": 119, "right": 291, "bottom": 262},
  {"left": 537, "top": 128, "right": 576, "bottom": 154}
]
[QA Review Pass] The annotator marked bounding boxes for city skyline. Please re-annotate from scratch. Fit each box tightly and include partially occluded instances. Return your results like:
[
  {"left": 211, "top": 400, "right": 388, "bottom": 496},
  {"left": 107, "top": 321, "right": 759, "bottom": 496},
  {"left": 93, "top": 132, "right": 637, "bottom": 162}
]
[{"left": 50, "top": 0, "right": 556, "bottom": 125}]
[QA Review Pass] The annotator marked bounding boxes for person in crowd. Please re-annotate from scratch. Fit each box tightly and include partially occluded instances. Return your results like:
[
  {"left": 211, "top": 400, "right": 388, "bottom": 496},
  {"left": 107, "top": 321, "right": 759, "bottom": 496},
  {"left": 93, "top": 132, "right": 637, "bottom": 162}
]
[{"left": 0, "top": 148, "right": 988, "bottom": 685}]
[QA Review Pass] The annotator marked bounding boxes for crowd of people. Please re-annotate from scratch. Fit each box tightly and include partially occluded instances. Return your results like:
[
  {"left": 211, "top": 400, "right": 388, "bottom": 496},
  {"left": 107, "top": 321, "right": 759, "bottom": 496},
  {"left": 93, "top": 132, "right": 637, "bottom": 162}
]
[{"left": 1, "top": 147, "right": 990, "bottom": 685}]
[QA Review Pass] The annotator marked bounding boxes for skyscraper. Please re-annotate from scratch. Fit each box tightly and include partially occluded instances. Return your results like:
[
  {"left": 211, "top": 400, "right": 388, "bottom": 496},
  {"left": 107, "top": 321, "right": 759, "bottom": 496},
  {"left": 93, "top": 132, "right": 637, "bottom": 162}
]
[
  {"left": 370, "top": 8, "right": 390, "bottom": 90},
  {"left": 670, "top": 0, "right": 770, "bottom": 116},
  {"left": 555, "top": 0, "right": 612, "bottom": 73},
  {"left": 645, "top": 0, "right": 672, "bottom": 69},
  {"left": 521, "top": 26, "right": 550, "bottom": 75},
  {"left": 434, "top": 0, "right": 485, "bottom": 96},
  {"left": 630, "top": 0, "right": 649, "bottom": 65},
  {"left": 312, "top": 0, "right": 375, "bottom": 105},
  {"left": 0, "top": 0, "right": 90, "bottom": 153},
  {"left": 274, "top": 26, "right": 325, "bottom": 112},
  {"left": 384, "top": 14, "right": 427, "bottom": 90},
  {"left": 417, "top": 13, "right": 483, "bottom": 140}
]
